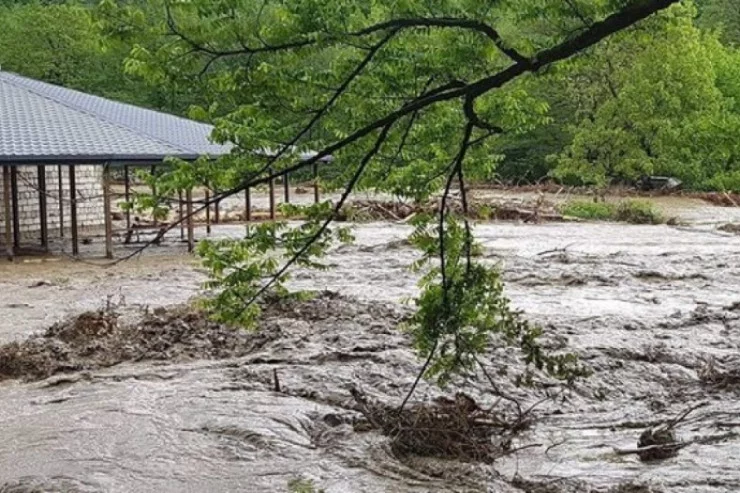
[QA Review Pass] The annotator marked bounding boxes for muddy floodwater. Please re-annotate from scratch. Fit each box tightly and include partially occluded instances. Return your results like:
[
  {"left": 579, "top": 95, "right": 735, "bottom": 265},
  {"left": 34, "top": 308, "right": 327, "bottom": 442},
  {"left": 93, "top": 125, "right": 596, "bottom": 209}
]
[{"left": 2, "top": 197, "right": 740, "bottom": 492}]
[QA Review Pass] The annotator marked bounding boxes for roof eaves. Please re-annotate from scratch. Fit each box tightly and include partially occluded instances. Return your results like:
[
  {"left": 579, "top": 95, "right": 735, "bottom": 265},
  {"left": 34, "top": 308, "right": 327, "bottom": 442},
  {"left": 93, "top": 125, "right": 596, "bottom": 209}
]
[{"left": 0, "top": 72, "right": 194, "bottom": 156}]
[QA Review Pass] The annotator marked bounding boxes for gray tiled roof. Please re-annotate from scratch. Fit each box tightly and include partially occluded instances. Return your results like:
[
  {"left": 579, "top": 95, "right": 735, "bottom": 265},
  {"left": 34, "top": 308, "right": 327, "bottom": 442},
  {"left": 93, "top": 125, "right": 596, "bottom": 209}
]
[{"left": 0, "top": 72, "right": 231, "bottom": 164}]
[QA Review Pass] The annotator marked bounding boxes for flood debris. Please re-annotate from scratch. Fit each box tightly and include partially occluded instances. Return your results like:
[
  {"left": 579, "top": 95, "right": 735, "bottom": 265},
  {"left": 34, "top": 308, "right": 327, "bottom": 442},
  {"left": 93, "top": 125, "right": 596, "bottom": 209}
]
[
  {"left": 350, "top": 386, "right": 519, "bottom": 463},
  {"left": 0, "top": 305, "right": 274, "bottom": 382},
  {"left": 0, "top": 291, "right": 408, "bottom": 383},
  {"left": 614, "top": 403, "right": 707, "bottom": 462},
  {"left": 698, "top": 357, "right": 740, "bottom": 390},
  {"left": 632, "top": 427, "right": 684, "bottom": 461},
  {"left": 698, "top": 191, "right": 740, "bottom": 207},
  {"left": 718, "top": 223, "right": 740, "bottom": 234},
  {"left": 511, "top": 477, "right": 664, "bottom": 493},
  {"left": 336, "top": 196, "right": 567, "bottom": 223}
]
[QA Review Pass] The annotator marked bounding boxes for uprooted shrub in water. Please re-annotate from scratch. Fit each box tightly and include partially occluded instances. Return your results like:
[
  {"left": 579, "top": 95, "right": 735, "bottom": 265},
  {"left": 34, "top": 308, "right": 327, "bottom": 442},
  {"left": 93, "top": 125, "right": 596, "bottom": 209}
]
[{"left": 352, "top": 386, "right": 521, "bottom": 463}]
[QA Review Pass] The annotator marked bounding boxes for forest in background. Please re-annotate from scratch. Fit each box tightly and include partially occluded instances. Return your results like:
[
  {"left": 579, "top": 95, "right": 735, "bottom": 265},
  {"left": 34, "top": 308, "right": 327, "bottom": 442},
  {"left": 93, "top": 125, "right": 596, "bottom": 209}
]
[{"left": 2, "top": 0, "right": 740, "bottom": 191}]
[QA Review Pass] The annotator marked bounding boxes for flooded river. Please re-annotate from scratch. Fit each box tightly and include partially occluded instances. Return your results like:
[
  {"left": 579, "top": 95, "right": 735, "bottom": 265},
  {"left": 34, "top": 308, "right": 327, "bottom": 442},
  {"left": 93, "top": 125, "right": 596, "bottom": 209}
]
[{"left": 1, "top": 197, "right": 740, "bottom": 492}]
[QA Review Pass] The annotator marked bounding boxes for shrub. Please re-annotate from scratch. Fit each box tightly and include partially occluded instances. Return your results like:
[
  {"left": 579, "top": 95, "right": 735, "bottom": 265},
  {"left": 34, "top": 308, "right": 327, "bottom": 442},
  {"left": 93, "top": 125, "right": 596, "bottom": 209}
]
[
  {"left": 559, "top": 200, "right": 614, "bottom": 220},
  {"left": 560, "top": 199, "right": 663, "bottom": 224},
  {"left": 614, "top": 199, "right": 664, "bottom": 224},
  {"left": 701, "top": 171, "right": 740, "bottom": 193}
]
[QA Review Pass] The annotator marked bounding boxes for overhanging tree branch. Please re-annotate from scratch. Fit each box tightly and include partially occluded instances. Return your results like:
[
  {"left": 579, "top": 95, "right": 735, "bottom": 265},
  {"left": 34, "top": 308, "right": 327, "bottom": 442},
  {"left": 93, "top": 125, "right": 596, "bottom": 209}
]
[
  {"left": 235, "top": 125, "right": 393, "bottom": 313},
  {"left": 117, "top": 0, "right": 679, "bottom": 265}
]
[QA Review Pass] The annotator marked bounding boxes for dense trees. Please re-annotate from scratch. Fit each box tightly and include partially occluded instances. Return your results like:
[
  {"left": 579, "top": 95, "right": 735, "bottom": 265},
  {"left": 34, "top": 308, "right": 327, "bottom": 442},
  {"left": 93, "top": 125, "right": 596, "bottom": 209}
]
[
  {"left": 0, "top": 0, "right": 200, "bottom": 112},
  {"left": 550, "top": 3, "right": 740, "bottom": 189},
  {"left": 2, "top": 0, "right": 739, "bottom": 190}
]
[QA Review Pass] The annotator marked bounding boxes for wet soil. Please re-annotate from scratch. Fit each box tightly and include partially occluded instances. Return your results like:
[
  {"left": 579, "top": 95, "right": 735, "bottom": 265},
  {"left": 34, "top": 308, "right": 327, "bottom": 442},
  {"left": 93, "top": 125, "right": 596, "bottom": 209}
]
[{"left": 1, "top": 196, "right": 740, "bottom": 492}]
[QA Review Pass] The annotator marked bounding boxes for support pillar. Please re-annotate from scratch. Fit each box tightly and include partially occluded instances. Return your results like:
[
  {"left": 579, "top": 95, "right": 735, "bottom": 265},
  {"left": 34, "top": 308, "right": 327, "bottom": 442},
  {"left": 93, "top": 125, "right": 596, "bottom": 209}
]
[
  {"left": 124, "top": 165, "right": 131, "bottom": 230},
  {"left": 313, "top": 162, "right": 320, "bottom": 204},
  {"left": 103, "top": 164, "right": 113, "bottom": 259},
  {"left": 268, "top": 167, "right": 275, "bottom": 220},
  {"left": 10, "top": 166, "right": 19, "bottom": 249},
  {"left": 57, "top": 165, "right": 64, "bottom": 238},
  {"left": 205, "top": 188, "right": 211, "bottom": 235},
  {"left": 178, "top": 190, "right": 184, "bottom": 241},
  {"left": 69, "top": 165, "right": 79, "bottom": 256},
  {"left": 150, "top": 164, "right": 157, "bottom": 196},
  {"left": 37, "top": 165, "right": 48, "bottom": 250},
  {"left": 3, "top": 166, "right": 13, "bottom": 260},
  {"left": 245, "top": 186, "right": 251, "bottom": 235},
  {"left": 283, "top": 172, "right": 290, "bottom": 204},
  {"left": 186, "top": 188, "right": 194, "bottom": 253}
]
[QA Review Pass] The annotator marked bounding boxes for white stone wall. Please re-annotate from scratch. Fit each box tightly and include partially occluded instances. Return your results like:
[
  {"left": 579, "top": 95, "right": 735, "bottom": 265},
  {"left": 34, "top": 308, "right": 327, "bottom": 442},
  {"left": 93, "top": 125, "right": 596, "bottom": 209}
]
[{"left": 0, "top": 165, "right": 105, "bottom": 244}]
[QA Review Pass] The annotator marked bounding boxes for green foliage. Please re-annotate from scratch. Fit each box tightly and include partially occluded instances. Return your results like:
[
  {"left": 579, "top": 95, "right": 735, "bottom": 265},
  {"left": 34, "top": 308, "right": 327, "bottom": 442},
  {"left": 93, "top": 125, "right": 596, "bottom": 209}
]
[
  {"left": 701, "top": 170, "right": 740, "bottom": 192},
  {"left": 0, "top": 0, "right": 204, "bottom": 113},
  {"left": 287, "top": 479, "right": 325, "bottom": 493},
  {"left": 0, "top": 2, "right": 103, "bottom": 89},
  {"left": 198, "top": 202, "right": 353, "bottom": 327},
  {"left": 697, "top": 0, "right": 740, "bottom": 46},
  {"left": 614, "top": 199, "right": 664, "bottom": 224},
  {"left": 560, "top": 200, "right": 615, "bottom": 221},
  {"left": 561, "top": 199, "right": 663, "bottom": 224},
  {"left": 549, "top": 2, "right": 740, "bottom": 189},
  {"left": 405, "top": 214, "right": 587, "bottom": 387}
]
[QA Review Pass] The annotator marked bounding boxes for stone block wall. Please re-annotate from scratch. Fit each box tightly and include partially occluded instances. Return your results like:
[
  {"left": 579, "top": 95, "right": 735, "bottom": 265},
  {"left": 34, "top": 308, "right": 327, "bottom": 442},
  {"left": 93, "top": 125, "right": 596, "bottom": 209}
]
[{"left": 0, "top": 165, "right": 105, "bottom": 244}]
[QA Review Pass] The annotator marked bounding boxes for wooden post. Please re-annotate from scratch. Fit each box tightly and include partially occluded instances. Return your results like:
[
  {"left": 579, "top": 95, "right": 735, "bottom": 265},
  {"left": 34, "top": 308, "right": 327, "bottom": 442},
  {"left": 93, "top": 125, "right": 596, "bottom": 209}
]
[
  {"left": 150, "top": 164, "right": 157, "bottom": 196},
  {"left": 37, "top": 165, "right": 48, "bottom": 250},
  {"left": 244, "top": 186, "right": 251, "bottom": 236},
  {"left": 124, "top": 165, "right": 131, "bottom": 230},
  {"left": 69, "top": 165, "right": 79, "bottom": 256},
  {"left": 178, "top": 190, "right": 184, "bottom": 240},
  {"left": 10, "top": 166, "right": 19, "bottom": 249},
  {"left": 58, "top": 165, "right": 64, "bottom": 238},
  {"left": 103, "top": 164, "right": 113, "bottom": 259},
  {"left": 3, "top": 166, "right": 13, "bottom": 260},
  {"left": 205, "top": 188, "right": 211, "bottom": 234},
  {"left": 313, "top": 162, "right": 320, "bottom": 204},
  {"left": 283, "top": 172, "right": 290, "bottom": 204},
  {"left": 245, "top": 187, "right": 251, "bottom": 222},
  {"left": 186, "top": 188, "right": 194, "bottom": 252},
  {"left": 268, "top": 167, "right": 275, "bottom": 220}
]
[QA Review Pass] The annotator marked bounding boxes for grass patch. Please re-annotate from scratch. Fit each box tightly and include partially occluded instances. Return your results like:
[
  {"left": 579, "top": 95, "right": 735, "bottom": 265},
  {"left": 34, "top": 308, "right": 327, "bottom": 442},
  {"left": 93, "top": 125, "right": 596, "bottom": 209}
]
[
  {"left": 560, "top": 199, "right": 663, "bottom": 224},
  {"left": 560, "top": 200, "right": 614, "bottom": 220}
]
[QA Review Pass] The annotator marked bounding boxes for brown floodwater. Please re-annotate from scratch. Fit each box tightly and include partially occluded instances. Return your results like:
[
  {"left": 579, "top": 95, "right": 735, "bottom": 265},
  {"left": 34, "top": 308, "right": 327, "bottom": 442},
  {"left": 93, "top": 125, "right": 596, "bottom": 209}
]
[{"left": 1, "top": 196, "right": 740, "bottom": 492}]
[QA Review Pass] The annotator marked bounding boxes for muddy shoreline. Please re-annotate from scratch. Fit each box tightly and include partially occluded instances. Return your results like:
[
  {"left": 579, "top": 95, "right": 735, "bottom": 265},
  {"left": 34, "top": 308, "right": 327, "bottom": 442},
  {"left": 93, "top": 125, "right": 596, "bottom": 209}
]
[{"left": 1, "top": 197, "right": 740, "bottom": 492}]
